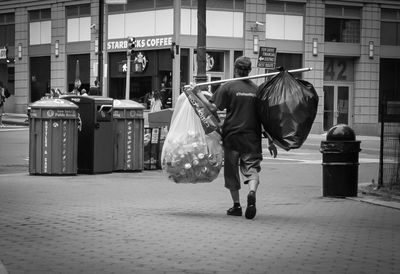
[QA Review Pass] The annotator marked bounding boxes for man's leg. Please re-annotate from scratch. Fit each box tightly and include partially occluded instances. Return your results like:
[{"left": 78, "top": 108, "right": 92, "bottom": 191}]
[
  {"left": 240, "top": 153, "right": 262, "bottom": 219},
  {"left": 247, "top": 179, "right": 259, "bottom": 193},
  {"left": 245, "top": 180, "right": 258, "bottom": 219},
  {"left": 224, "top": 148, "right": 242, "bottom": 216},
  {"left": 229, "top": 189, "right": 240, "bottom": 204}
]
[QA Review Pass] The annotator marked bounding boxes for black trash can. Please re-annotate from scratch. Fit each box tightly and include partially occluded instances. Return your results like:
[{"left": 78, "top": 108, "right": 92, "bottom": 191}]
[
  {"left": 29, "top": 98, "right": 79, "bottom": 175},
  {"left": 320, "top": 124, "right": 361, "bottom": 197},
  {"left": 62, "top": 95, "right": 114, "bottom": 174},
  {"left": 113, "top": 99, "right": 145, "bottom": 172}
]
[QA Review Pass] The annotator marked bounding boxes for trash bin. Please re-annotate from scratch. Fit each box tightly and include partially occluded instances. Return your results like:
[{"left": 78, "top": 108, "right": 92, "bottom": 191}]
[
  {"left": 62, "top": 95, "right": 113, "bottom": 174},
  {"left": 320, "top": 124, "right": 361, "bottom": 197},
  {"left": 29, "top": 98, "right": 79, "bottom": 175},
  {"left": 113, "top": 99, "right": 145, "bottom": 171}
]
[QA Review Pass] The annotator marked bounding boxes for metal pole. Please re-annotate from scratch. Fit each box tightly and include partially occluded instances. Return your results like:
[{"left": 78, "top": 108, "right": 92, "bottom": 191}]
[
  {"left": 187, "top": 67, "right": 313, "bottom": 88},
  {"left": 98, "top": 0, "right": 103, "bottom": 93},
  {"left": 172, "top": 0, "right": 181, "bottom": 108},
  {"left": 378, "top": 99, "right": 385, "bottom": 188},
  {"left": 125, "top": 53, "right": 131, "bottom": 100},
  {"left": 195, "top": 0, "right": 207, "bottom": 84}
]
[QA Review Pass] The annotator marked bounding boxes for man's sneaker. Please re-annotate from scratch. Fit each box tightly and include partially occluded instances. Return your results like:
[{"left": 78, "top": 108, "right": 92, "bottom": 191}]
[
  {"left": 245, "top": 191, "right": 256, "bottom": 219},
  {"left": 227, "top": 205, "right": 242, "bottom": 216}
]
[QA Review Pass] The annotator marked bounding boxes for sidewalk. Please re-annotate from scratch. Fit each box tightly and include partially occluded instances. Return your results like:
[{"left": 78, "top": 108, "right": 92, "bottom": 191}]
[{"left": 0, "top": 166, "right": 399, "bottom": 273}]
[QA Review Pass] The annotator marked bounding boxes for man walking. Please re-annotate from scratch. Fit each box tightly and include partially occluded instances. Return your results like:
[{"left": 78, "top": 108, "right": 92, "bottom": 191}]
[{"left": 210, "top": 56, "right": 277, "bottom": 219}]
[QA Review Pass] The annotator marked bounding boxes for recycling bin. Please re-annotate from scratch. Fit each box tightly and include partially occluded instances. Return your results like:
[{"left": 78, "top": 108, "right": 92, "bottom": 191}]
[
  {"left": 29, "top": 98, "right": 79, "bottom": 175},
  {"left": 113, "top": 99, "right": 145, "bottom": 171},
  {"left": 320, "top": 124, "right": 361, "bottom": 197},
  {"left": 62, "top": 95, "right": 114, "bottom": 174}
]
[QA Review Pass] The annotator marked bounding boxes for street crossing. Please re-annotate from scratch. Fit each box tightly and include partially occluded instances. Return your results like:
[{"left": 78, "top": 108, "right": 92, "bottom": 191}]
[{"left": 262, "top": 149, "right": 379, "bottom": 164}]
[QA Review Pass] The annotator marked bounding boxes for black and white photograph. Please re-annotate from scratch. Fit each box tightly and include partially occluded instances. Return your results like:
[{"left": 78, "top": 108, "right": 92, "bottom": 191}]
[{"left": 0, "top": 0, "right": 399, "bottom": 273}]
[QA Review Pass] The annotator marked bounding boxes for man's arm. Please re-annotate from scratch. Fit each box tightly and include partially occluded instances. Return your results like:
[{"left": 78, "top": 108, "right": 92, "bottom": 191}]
[{"left": 262, "top": 131, "right": 278, "bottom": 158}]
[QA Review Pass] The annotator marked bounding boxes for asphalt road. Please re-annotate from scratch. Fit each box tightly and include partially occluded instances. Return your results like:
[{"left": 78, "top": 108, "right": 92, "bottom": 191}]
[{"left": 0, "top": 126, "right": 380, "bottom": 183}]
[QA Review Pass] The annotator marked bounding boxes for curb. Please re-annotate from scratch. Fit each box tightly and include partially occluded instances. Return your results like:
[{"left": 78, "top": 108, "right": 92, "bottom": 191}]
[
  {"left": 354, "top": 183, "right": 400, "bottom": 209},
  {"left": 2, "top": 113, "right": 29, "bottom": 126},
  {"left": 349, "top": 196, "right": 400, "bottom": 210}
]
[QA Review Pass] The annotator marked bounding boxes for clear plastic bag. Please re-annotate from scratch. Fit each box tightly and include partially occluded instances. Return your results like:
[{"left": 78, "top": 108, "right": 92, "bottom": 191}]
[{"left": 161, "top": 93, "right": 223, "bottom": 183}]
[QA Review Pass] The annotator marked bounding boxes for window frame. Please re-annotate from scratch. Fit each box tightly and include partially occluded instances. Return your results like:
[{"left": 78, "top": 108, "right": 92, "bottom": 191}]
[
  {"left": 108, "top": 0, "right": 244, "bottom": 14},
  {"left": 324, "top": 5, "right": 361, "bottom": 43},
  {"left": 65, "top": 4, "right": 91, "bottom": 19},
  {"left": 29, "top": 9, "right": 51, "bottom": 22},
  {"left": 266, "top": 0, "right": 305, "bottom": 16},
  {"left": 381, "top": 8, "right": 400, "bottom": 46}
]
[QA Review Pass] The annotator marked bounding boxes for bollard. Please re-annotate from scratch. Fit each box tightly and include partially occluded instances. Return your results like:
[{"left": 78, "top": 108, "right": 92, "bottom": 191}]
[{"left": 320, "top": 124, "right": 361, "bottom": 197}]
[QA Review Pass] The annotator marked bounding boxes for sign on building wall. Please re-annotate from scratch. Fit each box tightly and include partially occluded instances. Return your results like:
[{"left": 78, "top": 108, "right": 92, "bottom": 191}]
[
  {"left": 257, "top": 47, "right": 276, "bottom": 69},
  {"left": 324, "top": 58, "right": 354, "bottom": 82},
  {"left": 107, "top": 36, "right": 173, "bottom": 52}
]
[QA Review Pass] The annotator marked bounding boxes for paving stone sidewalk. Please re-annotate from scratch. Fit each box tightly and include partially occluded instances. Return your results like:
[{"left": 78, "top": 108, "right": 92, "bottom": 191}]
[{"left": 0, "top": 162, "right": 399, "bottom": 274}]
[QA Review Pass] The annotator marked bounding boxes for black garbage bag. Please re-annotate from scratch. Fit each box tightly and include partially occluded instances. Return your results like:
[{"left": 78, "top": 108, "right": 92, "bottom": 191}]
[{"left": 256, "top": 70, "right": 319, "bottom": 151}]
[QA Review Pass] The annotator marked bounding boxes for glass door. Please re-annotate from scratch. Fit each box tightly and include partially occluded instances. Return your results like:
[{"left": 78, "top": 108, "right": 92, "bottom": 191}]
[{"left": 323, "top": 85, "right": 351, "bottom": 131}]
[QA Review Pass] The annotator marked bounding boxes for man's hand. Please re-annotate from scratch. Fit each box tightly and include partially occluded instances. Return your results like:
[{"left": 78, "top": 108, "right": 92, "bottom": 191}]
[{"left": 268, "top": 140, "right": 278, "bottom": 158}]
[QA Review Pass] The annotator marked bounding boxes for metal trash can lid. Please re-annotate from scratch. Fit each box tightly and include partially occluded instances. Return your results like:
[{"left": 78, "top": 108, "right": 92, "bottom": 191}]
[
  {"left": 113, "top": 99, "right": 145, "bottom": 110},
  {"left": 61, "top": 95, "right": 113, "bottom": 104},
  {"left": 326, "top": 124, "right": 356, "bottom": 141},
  {"left": 29, "top": 98, "right": 78, "bottom": 109}
]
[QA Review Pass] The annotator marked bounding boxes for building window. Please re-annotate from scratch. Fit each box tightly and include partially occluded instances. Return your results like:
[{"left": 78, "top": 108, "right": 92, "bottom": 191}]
[
  {"left": 182, "top": 0, "right": 244, "bottom": 11},
  {"left": 379, "top": 58, "right": 400, "bottom": 121},
  {"left": 325, "top": 5, "right": 360, "bottom": 43},
  {"left": 29, "top": 9, "right": 51, "bottom": 45},
  {"left": 0, "top": 13, "right": 15, "bottom": 48},
  {"left": 67, "top": 54, "right": 90, "bottom": 92},
  {"left": 206, "top": 0, "right": 244, "bottom": 11},
  {"left": 266, "top": 1, "right": 304, "bottom": 15},
  {"left": 109, "top": 0, "right": 244, "bottom": 13},
  {"left": 66, "top": 4, "right": 90, "bottom": 17},
  {"left": 156, "top": 0, "right": 174, "bottom": 8},
  {"left": 265, "top": 1, "right": 304, "bottom": 41},
  {"left": 276, "top": 53, "right": 302, "bottom": 78},
  {"left": 109, "top": 0, "right": 172, "bottom": 13},
  {"left": 29, "top": 9, "right": 51, "bottom": 21},
  {"left": 381, "top": 9, "right": 400, "bottom": 46},
  {"left": 66, "top": 4, "right": 91, "bottom": 42}
]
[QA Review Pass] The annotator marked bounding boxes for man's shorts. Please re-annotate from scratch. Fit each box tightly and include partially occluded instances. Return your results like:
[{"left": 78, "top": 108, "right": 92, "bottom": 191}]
[{"left": 223, "top": 148, "right": 263, "bottom": 191}]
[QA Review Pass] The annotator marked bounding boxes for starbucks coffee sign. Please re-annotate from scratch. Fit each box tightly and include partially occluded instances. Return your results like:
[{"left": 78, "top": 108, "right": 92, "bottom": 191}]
[{"left": 107, "top": 36, "right": 173, "bottom": 51}]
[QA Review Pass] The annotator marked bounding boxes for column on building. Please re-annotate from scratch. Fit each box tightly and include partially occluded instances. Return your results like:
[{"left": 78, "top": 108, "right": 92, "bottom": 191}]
[
  {"left": 14, "top": 7, "right": 28, "bottom": 113},
  {"left": 353, "top": 3, "right": 380, "bottom": 135},
  {"left": 51, "top": 3, "right": 65, "bottom": 93},
  {"left": 304, "top": 0, "right": 325, "bottom": 133}
]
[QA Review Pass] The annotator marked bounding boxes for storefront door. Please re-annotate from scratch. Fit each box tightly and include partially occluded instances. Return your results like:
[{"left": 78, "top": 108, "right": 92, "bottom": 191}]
[
  {"left": 30, "top": 56, "right": 50, "bottom": 102},
  {"left": 323, "top": 84, "right": 352, "bottom": 131}
]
